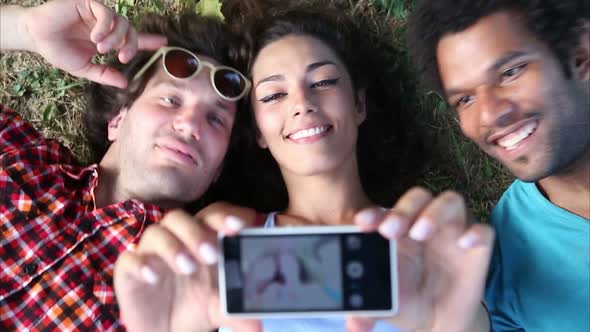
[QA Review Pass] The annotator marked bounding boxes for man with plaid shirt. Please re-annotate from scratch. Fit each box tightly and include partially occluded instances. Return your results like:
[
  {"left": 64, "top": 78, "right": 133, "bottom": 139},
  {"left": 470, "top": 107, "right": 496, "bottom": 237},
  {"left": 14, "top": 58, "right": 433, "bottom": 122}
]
[{"left": 0, "top": 0, "right": 249, "bottom": 330}]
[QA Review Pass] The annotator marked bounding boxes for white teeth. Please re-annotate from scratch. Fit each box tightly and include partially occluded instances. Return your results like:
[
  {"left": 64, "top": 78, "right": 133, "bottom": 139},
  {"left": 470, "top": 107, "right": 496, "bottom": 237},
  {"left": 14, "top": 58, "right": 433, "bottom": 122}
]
[
  {"left": 497, "top": 121, "right": 538, "bottom": 150},
  {"left": 289, "top": 126, "right": 329, "bottom": 140}
]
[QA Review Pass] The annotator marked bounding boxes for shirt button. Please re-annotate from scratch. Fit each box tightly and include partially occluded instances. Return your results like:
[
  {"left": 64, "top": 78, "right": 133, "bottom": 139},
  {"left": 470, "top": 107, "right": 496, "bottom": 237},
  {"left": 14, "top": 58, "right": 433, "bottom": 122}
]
[
  {"left": 24, "top": 262, "right": 38, "bottom": 275},
  {"left": 80, "top": 220, "right": 93, "bottom": 233}
]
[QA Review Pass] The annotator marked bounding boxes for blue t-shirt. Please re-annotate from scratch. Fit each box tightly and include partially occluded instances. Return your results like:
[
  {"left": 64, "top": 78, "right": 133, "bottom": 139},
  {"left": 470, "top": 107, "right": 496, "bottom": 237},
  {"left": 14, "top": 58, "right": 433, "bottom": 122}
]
[
  {"left": 220, "top": 213, "right": 404, "bottom": 332},
  {"left": 486, "top": 180, "right": 590, "bottom": 331}
]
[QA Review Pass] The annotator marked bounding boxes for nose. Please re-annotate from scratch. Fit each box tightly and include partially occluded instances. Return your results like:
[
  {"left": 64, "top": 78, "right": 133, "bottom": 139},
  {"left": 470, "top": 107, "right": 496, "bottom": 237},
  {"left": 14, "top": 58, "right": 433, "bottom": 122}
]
[
  {"left": 172, "top": 106, "right": 203, "bottom": 141},
  {"left": 290, "top": 86, "right": 318, "bottom": 118},
  {"left": 477, "top": 85, "right": 517, "bottom": 128}
]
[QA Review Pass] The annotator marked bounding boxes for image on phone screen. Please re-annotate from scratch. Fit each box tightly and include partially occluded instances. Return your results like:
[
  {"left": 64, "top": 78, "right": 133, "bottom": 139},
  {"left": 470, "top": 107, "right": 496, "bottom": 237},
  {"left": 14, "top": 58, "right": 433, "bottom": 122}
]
[
  {"left": 220, "top": 228, "right": 397, "bottom": 317},
  {"left": 241, "top": 235, "right": 342, "bottom": 311}
]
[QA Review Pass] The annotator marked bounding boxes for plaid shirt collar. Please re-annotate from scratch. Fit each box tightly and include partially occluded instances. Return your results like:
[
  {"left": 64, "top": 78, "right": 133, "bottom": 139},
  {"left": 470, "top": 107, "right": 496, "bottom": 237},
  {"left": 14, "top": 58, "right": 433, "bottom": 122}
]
[{"left": 1, "top": 105, "right": 167, "bottom": 331}]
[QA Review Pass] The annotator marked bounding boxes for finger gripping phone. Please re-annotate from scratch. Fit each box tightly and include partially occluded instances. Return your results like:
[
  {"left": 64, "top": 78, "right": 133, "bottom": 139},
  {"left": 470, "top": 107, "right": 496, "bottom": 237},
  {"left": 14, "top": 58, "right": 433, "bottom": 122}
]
[{"left": 218, "top": 226, "right": 398, "bottom": 319}]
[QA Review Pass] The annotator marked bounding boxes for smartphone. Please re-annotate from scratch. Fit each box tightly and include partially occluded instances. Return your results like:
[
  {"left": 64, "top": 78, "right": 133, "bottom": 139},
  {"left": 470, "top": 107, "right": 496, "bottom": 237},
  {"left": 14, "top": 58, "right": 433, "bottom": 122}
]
[{"left": 218, "top": 226, "right": 398, "bottom": 319}]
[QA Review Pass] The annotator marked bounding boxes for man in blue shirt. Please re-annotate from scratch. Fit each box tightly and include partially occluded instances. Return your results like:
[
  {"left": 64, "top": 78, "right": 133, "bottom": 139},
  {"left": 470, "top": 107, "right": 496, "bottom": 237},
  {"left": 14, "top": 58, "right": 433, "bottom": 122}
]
[{"left": 409, "top": 0, "right": 589, "bottom": 331}]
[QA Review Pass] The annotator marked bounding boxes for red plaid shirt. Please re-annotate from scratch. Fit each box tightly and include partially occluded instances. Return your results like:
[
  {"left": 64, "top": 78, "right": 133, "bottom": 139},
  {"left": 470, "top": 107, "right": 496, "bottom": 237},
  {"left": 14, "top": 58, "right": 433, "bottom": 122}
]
[{"left": 0, "top": 105, "right": 165, "bottom": 331}]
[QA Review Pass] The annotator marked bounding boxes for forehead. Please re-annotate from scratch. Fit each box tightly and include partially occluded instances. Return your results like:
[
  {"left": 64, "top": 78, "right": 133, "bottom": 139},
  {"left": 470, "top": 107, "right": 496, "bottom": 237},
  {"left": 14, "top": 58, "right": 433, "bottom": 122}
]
[
  {"left": 436, "top": 11, "right": 542, "bottom": 90},
  {"left": 251, "top": 35, "right": 343, "bottom": 80}
]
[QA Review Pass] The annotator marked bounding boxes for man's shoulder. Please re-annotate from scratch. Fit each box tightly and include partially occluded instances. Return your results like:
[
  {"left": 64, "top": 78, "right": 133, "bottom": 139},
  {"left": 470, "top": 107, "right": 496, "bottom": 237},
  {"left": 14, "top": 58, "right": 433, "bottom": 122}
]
[
  {"left": 1, "top": 104, "right": 45, "bottom": 151},
  {"left": 489, "top": 180, "right": 536, "bottom": 226},
  {"left": 1, "top": 104, "right": 77, "bottom": 165}
]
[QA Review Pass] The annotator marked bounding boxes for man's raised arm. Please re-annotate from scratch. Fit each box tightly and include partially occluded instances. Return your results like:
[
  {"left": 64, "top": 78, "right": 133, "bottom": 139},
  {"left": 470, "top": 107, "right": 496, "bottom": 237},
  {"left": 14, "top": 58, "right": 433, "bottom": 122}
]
[{"left": 0, "top": 0, "right": 167, "bottom": 88}]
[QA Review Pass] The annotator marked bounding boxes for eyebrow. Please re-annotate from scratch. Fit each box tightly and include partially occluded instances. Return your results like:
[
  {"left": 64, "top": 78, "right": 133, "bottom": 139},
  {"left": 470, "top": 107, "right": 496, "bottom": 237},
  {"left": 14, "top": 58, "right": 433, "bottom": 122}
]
[
  {"left": 444, "top": 51, "right": 530, "bottom": 97},
  {"left": 254, "top": 60, "right": 338, "bottom": 88},
  {"left": 152, "top": 79, "right": 194, "bottom": 94},
  {"left": 490, "top": 51, "right": 529, "bottom": 71}
]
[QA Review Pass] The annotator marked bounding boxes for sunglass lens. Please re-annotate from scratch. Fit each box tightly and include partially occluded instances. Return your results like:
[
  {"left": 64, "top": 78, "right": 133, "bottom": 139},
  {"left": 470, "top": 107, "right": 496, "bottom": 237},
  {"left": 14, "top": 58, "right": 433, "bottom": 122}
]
[
  {"left": 165, "top": 50, "right": 199, "bottom": 78},
  {"left": 214, "top": 69, "right": 246, "bottom": 99}
]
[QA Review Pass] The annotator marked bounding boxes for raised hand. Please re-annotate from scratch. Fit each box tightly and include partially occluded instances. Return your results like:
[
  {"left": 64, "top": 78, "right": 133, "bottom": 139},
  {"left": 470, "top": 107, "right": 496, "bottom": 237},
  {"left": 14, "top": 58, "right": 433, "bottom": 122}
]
[
  {"left": 114, "top": 205, "right": 262, "bottom": 332},
  {"left": 349, "top": 187, "right": 494, "bottom": 332},
  {"left": 20, "top": 0, "right": 167, "bottom": 87}
]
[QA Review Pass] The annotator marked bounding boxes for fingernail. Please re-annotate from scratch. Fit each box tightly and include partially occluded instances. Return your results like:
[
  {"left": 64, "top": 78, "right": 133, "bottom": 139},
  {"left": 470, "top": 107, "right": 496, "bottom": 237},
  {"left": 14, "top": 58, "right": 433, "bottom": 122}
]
[
  {"left": 355, "top": 210, "right": 377, "bottom": 226},
  {"left": 141, "top": 265, "right": 159, "bottom": 285},
  {"left": 199, "top": 243, "right": 218, "bottom": 265},
  {"left": 99, "top": 42, "right": 111, "bottom": 53},
  {"left": 409, "top": 219, "right": 432, "bottom": 241},
  {"left": 225, "top": 215, "right": 244, "bottom": 232},
  {"left": 379, "top": 217, "right": 402, "bottom": 238},
  {"left": 457, "top": 234, "right": 479, "bottom": 249},
  {"left": 119, "top": 50, "right": 130, "bottom": 63},
  {"left": 176, "top": 253, "right": 198, "bottom": 275}
]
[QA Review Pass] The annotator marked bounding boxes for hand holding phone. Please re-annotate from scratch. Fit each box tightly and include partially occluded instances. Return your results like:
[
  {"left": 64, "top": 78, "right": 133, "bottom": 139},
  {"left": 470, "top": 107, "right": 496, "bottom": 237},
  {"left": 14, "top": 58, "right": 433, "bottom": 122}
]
[
  {"left": 219, "top": 226, "right": 398, "bottom": 319},
  {"left": 113, "top": 208, "right": 264, "bottom": 332},
  {"left": 114, "top": 188, "right": 494, "bottom": 332}
]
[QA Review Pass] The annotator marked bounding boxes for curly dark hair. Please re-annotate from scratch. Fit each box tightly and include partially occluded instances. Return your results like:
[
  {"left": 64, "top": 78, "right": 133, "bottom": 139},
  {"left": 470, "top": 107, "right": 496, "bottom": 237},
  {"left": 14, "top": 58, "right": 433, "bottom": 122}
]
[
  {"left": 84, "top": 11, "right": 247, "bottom": 162},
  {"left": 408, "top": 0, "right": 590, "bottom": 93},
  {"left": 215, "top": 0, "right": 426, "bottom": 211}
]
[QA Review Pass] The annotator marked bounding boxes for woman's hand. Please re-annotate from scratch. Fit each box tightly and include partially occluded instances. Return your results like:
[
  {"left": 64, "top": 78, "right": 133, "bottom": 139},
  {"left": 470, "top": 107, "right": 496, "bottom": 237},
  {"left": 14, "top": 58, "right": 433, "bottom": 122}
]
[{"left": 114, "top": 203, "right": 262, "bottom": 332}]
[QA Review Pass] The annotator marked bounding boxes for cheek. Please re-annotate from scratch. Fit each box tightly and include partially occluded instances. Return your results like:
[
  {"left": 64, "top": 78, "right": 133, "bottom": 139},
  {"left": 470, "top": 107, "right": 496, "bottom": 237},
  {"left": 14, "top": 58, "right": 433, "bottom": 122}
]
[
  {"left": 516, "top": 72, "right": 547, "bottom": 104},
  {"left": 131, "top": 107, "right": 170, "bottom": 134},
  {"left": 516, "top": 63, "right": 565, "bottom": 111},
  {"left": 458, "top": 112, "right": 480, "bottom": 140},
  {"left": 255, "top": 110, "right": 283, "bottom": 141},
  {"left": 206, "top": 129, "right": 232, "bottom": 159},
  {"left": 324, "top": 92, "right": 357, "bottom": 121}
]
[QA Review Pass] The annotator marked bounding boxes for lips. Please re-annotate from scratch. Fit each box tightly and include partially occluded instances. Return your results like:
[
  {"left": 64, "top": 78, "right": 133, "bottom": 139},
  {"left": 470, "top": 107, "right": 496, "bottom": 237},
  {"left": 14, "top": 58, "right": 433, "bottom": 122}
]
[
  {"left": 286, "top": 125, "right": 332, "bottom": 140},
  {"left": 156, "top": 138, "right": 200, "bottom": 165},
  {"left": 489, "top": 120, "right": 539, "bottom": 151},
  {"left": 496, "top": 121, "right": 537, "bottom": 150}
]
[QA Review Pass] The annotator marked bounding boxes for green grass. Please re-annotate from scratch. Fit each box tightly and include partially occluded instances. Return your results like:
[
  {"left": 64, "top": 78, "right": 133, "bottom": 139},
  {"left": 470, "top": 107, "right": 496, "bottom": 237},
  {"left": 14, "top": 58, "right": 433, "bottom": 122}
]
[{"left": 0, "top": 0, "right": 513, "bottom": 221}]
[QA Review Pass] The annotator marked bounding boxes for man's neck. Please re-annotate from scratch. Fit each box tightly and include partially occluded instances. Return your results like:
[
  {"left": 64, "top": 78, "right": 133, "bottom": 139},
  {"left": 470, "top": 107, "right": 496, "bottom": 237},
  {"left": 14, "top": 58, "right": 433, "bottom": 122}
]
[
  {"left": 94, "top": 164, "right": 182, "bottom": 210},
  {"left": 94, "top": 164, "right": 124, "bottom": 209},
  {"left": 537, "top": 150, "right": 590, "bottom": 219}
]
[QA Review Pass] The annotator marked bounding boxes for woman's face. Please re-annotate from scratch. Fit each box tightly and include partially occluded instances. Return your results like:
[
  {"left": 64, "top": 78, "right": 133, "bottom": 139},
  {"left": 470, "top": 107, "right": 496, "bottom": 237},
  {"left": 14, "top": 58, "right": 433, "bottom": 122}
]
[{"left": 250, "top": 34, "right": 366, "bottom": 177}]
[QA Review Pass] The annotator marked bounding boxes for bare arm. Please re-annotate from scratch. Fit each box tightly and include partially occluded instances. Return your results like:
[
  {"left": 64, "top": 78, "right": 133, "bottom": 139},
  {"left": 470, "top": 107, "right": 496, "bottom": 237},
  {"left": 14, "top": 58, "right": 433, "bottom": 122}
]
[
  {"left": 0, "top": 5, "right": 35, "bottom": 51},
  {"left": 0, "top": 0, "right": 167, "bottom": 88}
]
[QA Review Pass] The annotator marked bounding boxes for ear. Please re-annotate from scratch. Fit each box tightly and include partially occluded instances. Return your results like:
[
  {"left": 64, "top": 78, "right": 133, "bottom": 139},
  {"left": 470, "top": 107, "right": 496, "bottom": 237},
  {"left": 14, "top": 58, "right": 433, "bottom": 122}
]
[
  {"left": 572, "top": 19, "right": 590, "bottom": 82},
  {"left": 107, "top": 109, "right": 128, "bottom": 142},
  {"left": 354, "top": 89, "right": 367, "bottom": 126}
]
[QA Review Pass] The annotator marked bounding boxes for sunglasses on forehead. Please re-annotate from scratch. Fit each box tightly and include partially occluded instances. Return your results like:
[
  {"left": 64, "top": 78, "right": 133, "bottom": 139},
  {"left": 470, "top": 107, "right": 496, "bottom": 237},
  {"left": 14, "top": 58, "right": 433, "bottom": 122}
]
[{"left": 132, "top": 46, "right": 251, "bottom": 101}]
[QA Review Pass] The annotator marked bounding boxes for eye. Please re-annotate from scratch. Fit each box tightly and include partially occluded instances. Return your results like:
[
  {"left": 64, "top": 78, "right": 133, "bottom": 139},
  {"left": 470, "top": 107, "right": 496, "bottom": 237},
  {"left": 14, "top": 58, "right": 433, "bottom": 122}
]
[
  {"left": 310, "top": 78, "right": 340, "bottom": 88},
  {"left": 259, "top": 93, "right": 287, "bottom": 103},
  {"left": 161, "top": 96, "right": 181, "bottom": 107},
  {"left": 501, "top": 63, "right": 528, "bottom": 82},
  {"left": 207, "top": 112, "right": 225, "bottom": 128},
  {"left": 454, "top": 95, "right": 475, "bottom": 111}
]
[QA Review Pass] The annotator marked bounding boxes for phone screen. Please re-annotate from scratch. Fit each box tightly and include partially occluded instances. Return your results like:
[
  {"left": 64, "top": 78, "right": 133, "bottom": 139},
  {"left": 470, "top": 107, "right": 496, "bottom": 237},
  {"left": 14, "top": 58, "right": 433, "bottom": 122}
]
[{"left": 221, "top": 231, "right": 393, "bottom": 314}]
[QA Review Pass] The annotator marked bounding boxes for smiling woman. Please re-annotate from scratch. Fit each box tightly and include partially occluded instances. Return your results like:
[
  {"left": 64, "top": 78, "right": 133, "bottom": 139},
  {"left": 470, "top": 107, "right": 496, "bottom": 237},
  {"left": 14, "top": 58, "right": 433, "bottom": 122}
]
[
  {"left": 211, "top": 2, "right": 425, "bottom": 331},
  {"left": 216, "top": 1, "right": 426, "bottom": 212}
]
